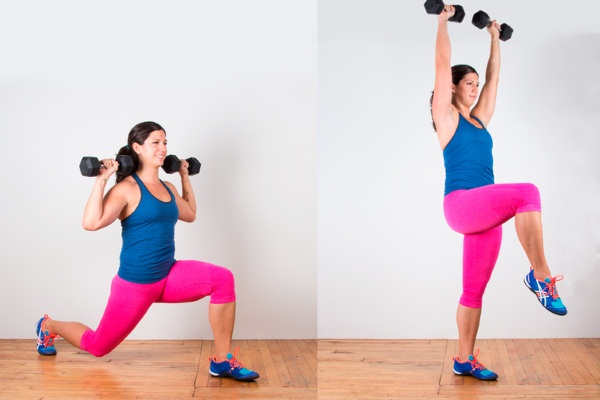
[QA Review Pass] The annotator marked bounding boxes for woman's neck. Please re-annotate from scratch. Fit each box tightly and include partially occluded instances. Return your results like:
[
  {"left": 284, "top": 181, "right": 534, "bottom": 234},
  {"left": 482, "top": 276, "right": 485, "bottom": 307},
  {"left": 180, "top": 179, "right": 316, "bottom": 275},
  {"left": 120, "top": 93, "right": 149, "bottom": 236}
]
[
  {"left": 135, "top": 165, "right": 161, "bottom": 184},
  {"left": 453, "top": 104, "right": 473, "bottom": 120}
]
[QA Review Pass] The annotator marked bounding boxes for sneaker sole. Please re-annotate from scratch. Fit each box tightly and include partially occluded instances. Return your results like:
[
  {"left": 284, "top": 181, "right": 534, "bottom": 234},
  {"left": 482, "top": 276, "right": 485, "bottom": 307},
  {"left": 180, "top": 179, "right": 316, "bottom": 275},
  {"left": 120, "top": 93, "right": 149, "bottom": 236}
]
[
  {"left": 209, "top": 369, "right": 259, "bottom": 381},
  {"left": 35, "top": 316, "right": 58, "bottom": 356},
  {"left": 209, "top": 371, "right": 258, "bottom": 381},
  {"left": 453, "top": 369, "right": 497, "bottom": 381},
  {"left": 37, "top": 348, "right": 57, "bottom": 356},
  {"left": 523, "top": 279, "right": 567, "bottom": 316}
]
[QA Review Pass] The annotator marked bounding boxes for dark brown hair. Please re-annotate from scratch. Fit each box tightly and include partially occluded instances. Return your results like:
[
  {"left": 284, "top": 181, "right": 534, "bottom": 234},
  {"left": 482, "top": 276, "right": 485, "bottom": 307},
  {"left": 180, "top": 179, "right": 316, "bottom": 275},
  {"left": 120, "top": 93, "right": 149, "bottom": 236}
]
[
  {"left": 116, "top": 121, "right": 166, "bottom": 183},
  {"left": 430, "top": 65, "right": 478, "bottom": 131}
]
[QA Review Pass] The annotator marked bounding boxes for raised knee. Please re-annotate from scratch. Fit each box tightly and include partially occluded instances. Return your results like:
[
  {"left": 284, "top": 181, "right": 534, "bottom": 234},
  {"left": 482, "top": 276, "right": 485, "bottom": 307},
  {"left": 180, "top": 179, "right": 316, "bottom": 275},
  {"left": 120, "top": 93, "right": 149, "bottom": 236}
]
[
  {"left": 522, "top": 183, "right": 539, "bottom": 197},
  {"left": 219, "top": 267, "right": 235, "bottom": 286},
  {"left": 519, "top": 183, "right": 541, "bottom": 211}
]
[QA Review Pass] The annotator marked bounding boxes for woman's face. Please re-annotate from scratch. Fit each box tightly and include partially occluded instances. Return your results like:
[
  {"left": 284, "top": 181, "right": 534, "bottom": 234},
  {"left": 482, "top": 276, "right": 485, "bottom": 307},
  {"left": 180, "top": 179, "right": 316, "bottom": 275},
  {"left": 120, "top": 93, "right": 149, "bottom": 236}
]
[
  {"left": 137, "top": 130, "right": 167, "bottom": 167},
  {"left": 453, "top": 73, "right": 479, "bottom": 107}
]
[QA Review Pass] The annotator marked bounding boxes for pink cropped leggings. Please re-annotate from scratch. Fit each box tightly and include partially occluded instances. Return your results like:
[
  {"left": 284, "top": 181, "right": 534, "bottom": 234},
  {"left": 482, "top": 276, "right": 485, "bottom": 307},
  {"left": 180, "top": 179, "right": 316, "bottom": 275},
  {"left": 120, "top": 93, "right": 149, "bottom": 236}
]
[
  {"left": 80, "top": 260, "right": 235, "bottom": 357},
  {"left": 443, "top": 183, "right": 541, "bottom": 309}
]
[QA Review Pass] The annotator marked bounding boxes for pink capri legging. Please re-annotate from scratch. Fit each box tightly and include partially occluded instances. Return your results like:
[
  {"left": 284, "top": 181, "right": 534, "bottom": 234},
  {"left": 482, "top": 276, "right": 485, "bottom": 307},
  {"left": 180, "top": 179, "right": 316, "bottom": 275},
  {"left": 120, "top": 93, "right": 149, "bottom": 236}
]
[
  {"left": 443, "top": 183, "right": 541, "bottom": 308},
  {"left": 80, "top": 260, "right": 235, "bottom": 357}
]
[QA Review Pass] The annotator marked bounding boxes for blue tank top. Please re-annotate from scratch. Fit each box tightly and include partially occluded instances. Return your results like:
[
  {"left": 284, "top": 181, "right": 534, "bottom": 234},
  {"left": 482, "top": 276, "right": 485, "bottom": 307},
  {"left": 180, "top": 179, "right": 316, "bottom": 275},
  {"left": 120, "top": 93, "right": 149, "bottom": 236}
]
[
  {"left": 443, "top": 113, "right": 494, "bottom": 195},
  {"left": 118, "top": 174, "right": 179, "bottom": 283}
]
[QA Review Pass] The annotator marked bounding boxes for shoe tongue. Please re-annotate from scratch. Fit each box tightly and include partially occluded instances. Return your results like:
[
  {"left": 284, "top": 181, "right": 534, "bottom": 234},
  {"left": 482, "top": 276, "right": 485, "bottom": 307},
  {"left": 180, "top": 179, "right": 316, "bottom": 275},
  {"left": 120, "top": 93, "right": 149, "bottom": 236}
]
[
  {"left": 468, "top": 354, "right": 475, "bottom": 361},
  {"left": 544, "top": 277, "right": 552, "bottom": 283},
  {"left": 226, "top": 352, "right": 234, "bottom": 361}
]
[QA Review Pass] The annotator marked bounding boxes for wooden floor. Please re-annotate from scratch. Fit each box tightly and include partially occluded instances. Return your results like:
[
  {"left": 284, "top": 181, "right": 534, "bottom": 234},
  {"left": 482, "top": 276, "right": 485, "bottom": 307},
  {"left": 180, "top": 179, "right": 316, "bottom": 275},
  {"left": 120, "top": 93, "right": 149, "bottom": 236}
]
[
  {"left": 0, "top": 339, "right": 317, "bottom": 399},
  {"left": 319, "top": 338, "right": 600, "bottom": 399},
  {"left": 1, "top": 338, "right": 599, "bottom": 399}
]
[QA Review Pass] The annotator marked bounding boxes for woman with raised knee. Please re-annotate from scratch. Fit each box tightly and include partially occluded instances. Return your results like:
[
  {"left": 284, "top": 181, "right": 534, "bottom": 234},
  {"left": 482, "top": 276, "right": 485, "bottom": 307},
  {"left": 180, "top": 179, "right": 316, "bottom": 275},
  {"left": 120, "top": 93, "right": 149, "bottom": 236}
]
[
  {"left": 35, "top": 121, "right": 259, "bottom": 382},
  {"left": 430, "top": 6, "right": 567, "bottom": 381}
]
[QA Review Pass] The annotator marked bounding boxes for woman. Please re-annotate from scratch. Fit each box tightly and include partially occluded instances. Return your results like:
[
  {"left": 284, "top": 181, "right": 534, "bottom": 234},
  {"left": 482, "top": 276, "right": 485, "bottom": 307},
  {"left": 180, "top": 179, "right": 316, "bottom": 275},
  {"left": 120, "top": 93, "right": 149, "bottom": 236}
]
[
  {"left": 36, "top": 121, "right": 259, "bottom": 382},
  {"left": 431, "top": 7, "right": 567, "bottom": 380}
]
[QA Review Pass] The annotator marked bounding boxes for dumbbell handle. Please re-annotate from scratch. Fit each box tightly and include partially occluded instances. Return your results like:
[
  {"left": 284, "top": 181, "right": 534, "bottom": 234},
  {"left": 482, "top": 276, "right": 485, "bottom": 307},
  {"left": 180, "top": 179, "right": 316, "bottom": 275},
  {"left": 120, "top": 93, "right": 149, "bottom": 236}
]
[
  {"left": 472, "top": 10, "right": 513, "bottom": 41},
  {"left": 162, "top": 155, "right": 201, "bottom": 175},
  {"left": 424, "top": 1, "right": 465, "bottom": 23},
  {"left": 80, "top": 155, "right": 134, "bottom": 177}
]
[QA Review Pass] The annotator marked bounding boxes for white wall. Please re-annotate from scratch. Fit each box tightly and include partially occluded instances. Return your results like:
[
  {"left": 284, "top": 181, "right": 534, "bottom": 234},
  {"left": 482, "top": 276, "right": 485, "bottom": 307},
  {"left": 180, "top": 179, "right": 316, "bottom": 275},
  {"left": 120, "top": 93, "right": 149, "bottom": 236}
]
[
  {"left": 0, "top": 0, "right": 317, "bottom": 339},
  {"left": 2, "top": 0, "right": 598, "bottom": 343},
  {"left": 318, "top": 0, "right": 600, "bottom": 338}
]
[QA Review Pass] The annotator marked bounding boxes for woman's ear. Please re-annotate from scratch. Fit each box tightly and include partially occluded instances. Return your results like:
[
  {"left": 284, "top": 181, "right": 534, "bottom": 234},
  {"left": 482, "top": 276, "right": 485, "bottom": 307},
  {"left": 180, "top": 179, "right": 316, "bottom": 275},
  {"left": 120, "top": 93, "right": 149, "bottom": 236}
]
[{"left": 132, "top": 143, "right": 142, "bottom": 155}]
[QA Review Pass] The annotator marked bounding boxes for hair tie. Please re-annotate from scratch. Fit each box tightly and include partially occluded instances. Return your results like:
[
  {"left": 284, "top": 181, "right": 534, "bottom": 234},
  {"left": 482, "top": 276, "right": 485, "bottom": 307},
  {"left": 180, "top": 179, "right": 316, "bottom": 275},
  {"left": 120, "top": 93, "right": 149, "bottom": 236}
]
[{"left": 126, "top": 144, "right": 130, "bottom": 150}]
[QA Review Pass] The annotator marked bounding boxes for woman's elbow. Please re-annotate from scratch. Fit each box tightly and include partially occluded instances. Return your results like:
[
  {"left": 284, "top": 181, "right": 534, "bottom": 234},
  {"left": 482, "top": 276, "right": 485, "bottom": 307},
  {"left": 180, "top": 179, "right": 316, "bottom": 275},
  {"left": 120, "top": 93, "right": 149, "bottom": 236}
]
[
  {"left": 82, "top": 220, "right": 100, "bottom": 231},
  {"left": 186, "top": 215, "right": 197, "bottom": 223}
]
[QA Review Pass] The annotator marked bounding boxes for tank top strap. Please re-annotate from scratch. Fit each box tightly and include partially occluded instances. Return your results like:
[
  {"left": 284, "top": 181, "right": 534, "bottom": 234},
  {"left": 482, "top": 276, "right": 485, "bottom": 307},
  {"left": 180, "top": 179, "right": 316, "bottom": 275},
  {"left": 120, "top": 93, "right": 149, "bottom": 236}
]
[
  {"left": 161, "top": 180, "right": 175, "bottom": 200},
  {"left": 131, "top": 174, "right": 149, "bottom": 195},
  {"left": 471, "top": 115, "right": 486, "bottom": 129},
  {"left": 131, "top": 173, "right": 175, "bottom": 201}
]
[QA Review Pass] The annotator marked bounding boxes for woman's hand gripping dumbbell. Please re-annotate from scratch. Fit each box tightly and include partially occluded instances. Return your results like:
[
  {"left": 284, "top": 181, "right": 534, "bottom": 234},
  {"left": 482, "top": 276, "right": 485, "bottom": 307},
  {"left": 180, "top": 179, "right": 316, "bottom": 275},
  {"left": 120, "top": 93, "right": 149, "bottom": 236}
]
[
  {"left": 424, "top": 0, "right": 465, "bottom": 23},
  {"left": 161, "top": 155, "right": 201, "bottom": 176},
  {"left": 79, "top": 155, "right": 134, "bottom": 177},
  {"left": 472, "top": 10, "right": 513, "bottom": 41}
]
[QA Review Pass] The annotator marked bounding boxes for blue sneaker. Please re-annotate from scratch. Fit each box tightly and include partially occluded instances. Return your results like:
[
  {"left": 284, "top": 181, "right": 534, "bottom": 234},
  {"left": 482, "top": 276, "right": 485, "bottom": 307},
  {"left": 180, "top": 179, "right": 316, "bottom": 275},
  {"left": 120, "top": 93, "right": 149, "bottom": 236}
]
[
  {"left": 524, "top": 268, "right": 567, "bottom": 316},
  {"left": 209, "top": 347, "right": 259, "bottom": 381},
  {"left": 36, "top": 314, "right": 58, "bottom": 356},
  {"left": 453, "top": 349, "right": 498, "bottom": 381}
]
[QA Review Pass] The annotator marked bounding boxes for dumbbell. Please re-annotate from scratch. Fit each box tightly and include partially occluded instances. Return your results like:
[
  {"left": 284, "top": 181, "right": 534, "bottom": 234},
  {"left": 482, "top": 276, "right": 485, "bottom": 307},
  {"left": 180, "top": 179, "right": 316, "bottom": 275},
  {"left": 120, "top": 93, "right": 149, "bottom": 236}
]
[
  {"left": 424, "top": 0, "right": 465, "bottom": 23},
  {"left": 161, "top": 155, "right": 201, "bottom": 176},
  {"left": 80, "top": 155, "right": 134, "bottom": 177},
  {"left": 472, "top": 10, "right": 513, "bottom": 41}
]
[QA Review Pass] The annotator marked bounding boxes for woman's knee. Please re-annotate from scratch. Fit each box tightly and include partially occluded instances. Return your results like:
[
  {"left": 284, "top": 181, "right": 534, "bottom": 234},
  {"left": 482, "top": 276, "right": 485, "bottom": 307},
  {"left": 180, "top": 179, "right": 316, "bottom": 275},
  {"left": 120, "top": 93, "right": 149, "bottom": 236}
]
[
  {"left": 459, "top": 292, "right": 483, "bottom": 309},
  {"left": 88, "top": 347, "right": 112, "bottom": 358},
  {"left": 211, "top": 267, "right": 236, "bottom": 304},
  {"left": 516, "top": 183, "right": 541, "bottom": 212},
  {"left": 521, "top": 182, "right": 539, "bottom": 197},
  {"left": 80, "top": 331, "right": 117, "bottom": 358}
]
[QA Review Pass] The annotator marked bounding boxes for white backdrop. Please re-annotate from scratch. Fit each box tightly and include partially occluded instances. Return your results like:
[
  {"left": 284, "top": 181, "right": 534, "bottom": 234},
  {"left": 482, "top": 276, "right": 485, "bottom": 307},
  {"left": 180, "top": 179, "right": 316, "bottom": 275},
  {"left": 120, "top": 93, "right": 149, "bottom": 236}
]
[
  {"left": 2, "top": 0, "right": 598, "bottom": 343},
  {"left": 0, "top": 0, "right": 317, "bottom": 339},
  {"left": 318, "top": 0, "right": 600, "bottom": 338}
]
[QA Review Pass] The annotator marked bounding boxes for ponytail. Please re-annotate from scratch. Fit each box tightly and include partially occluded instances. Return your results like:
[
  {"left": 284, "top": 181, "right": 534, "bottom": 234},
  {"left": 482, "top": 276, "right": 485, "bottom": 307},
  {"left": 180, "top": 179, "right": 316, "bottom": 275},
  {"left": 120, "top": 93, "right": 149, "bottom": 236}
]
[{"left": 115, "top": 144, "right": 136, "bottom": 183}]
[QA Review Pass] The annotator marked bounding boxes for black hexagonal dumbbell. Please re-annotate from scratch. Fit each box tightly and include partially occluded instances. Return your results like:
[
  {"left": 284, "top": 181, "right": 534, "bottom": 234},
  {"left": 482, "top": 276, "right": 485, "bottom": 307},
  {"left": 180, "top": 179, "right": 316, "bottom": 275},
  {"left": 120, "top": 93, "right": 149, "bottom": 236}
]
[
  {"left": 80, "top": 155, "right": 134, "bottom": 177},
  {"left": 161, "top": 155, "right": 201, "bottom": 176},
  {"left": 472, "top": 10, "right": 513, "bottom": 41},
  {"left": 424, "top": 0, "right": 465, "bottom": 23}
]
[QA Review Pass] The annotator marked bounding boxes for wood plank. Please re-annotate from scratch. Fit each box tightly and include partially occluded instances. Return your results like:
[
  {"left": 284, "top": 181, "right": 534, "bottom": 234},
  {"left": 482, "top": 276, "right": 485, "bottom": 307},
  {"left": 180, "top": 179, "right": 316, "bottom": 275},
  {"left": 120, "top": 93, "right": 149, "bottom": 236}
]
[
  {"left": 530, "top": 338, "right": 562, "bottom": 385},
  {"left": 296, "top": 339, "right": 318, "bottom": 380},
  {"left": 567, "top": 339, "right": 600, "bottom": 384},
  {"left": 549, "top": 338, "right": 587, "bottom": 384},
  {"left": 505, "top": 338, "right": 528, "bottom": 384},
  {"left": 267, "top": 340, "right": 295, "bottom": 387},
  {"left": 258, "top": 339, "right": 282, "bottom": 388},
  {"left": 543, "top": 338, "right": 574, "bottom": 385}
]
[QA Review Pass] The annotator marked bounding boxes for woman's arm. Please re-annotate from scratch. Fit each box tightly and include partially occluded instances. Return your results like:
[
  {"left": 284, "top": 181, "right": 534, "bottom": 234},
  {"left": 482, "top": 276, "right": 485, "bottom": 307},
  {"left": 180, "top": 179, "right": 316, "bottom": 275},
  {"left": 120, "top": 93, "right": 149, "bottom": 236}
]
[
  {"left": 82, "top": 159, "right": 129, "bottom": 231},
  {"left": 472, "top": 21, "right": 501, "bottom": 126},
  {"left": 431, "top": 6, "right": 459, "bottom": 149},
  {"left": 166, "top": 159, "right": 197, "bottom": 223}
]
